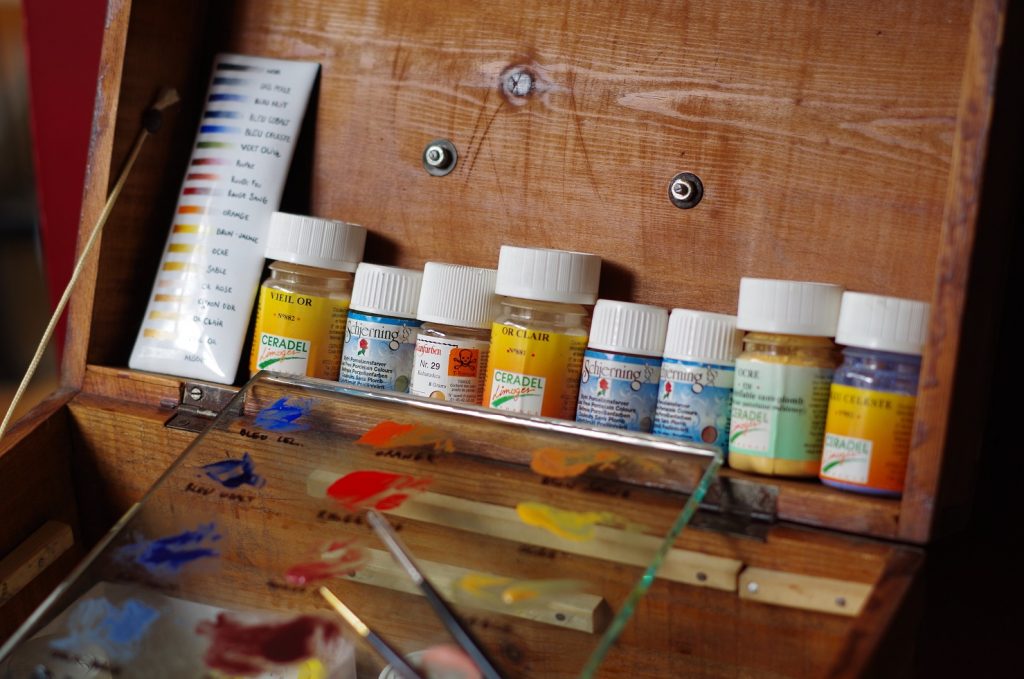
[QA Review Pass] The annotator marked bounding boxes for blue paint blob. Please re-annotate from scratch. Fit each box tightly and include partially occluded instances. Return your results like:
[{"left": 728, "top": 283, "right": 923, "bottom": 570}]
[
  {"left": 50, "top": 598, "right": 159, "bottom": 662},
  {"left": 201, "top": 452, "right": 266, "bottom": 489},
  {"left": 119, "top": 523, "right": 221, "bottom": 573},
  {"left": 254, "top": 397, "right": 312, "bottom": 432}
]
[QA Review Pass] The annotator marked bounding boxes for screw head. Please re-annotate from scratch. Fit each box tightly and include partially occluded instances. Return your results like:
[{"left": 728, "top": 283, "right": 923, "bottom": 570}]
[
  {"left": 670, "top": 179, "right": 693, "bottom": 202},
  {"left": 667, "top": 171, "right": 704, "bottom": 209},
  {"left": 696, "top": 572, "right": 708, "bottom": 582},
  {"left": 425, "top": 145, "right": 447, "bottom": 167},
  {"left": 835, "top": 597, "right": 847, "bottom": 608},
  {"left": 746, "top": 581, "right": 759, "bottom": 594},
  {"left": 422, "top": 139, "right": 458, "bottom": 176},
  {"left": 188, "top": 387, "right": 203, "bottom": 401}
]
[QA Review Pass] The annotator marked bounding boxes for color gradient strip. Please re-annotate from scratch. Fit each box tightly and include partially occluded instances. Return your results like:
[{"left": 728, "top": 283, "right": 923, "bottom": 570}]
[
  {"left": 183, "top": 188, "right": 214, "bottom": 196},
  {"left": 148, "top": 310, "right": 179, "bottom": 321},
  {"left": 173, "top": 224, "right": 201, "bottom": 234},
  {"left": 153, "top": 294, "right": 182, "bottom": 303},
  {"left": 168, "top": 244, "right": 195, "bottom": 253},
  {"left": 204, "top": 110, "right": 243, "bottom": 119},
  {"left": 143, "top": 328, "right": 175, "bottom": 340},
  {"left": 197, "top": 141, "right": 232, "bottom": 149},
  {"left": 178, "top": 206, "right": 205, "bottom": 214},
  {"left": 208, "top": 93, "right": 247, "bottom": 102},
  {"left": 199, "top": 125, "right": 241, "bottom": 134},
  {"left": 212, "top": 77, "right": 250, "bottom": 86},
  {"left": 162, "top": 262, "right": 195, "bottom": 272},
  {"left": 186, "top": 173, "right": 219, "bottom": 181},
  {"left": 191, "top": 157, "right": 228, "bottom": 166},
  {"left": 216, "top": 63, "right": 260, "bottom": 72}
]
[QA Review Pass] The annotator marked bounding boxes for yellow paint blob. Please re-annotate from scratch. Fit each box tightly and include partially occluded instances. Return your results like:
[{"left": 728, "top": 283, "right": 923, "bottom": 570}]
[
  {"left": 297, "top": 658, "right": 326, "bottom": 679},
  {"left": 529, "top": 447, "right": 621, "bottom": 478},
  {"left": 515, "top": 501, "right": 620, "bottom": 541},
  {"left": 454, "top": 572, "right": 586, "bottom": 609}
]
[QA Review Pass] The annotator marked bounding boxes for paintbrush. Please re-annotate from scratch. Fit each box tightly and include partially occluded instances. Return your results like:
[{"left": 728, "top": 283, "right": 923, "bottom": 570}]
[
  {"left": 366, "top": 509, "right": 504, "bottom": 679},
  {"left": 318, "top": 586, "right": 424, "bottom": 679}
]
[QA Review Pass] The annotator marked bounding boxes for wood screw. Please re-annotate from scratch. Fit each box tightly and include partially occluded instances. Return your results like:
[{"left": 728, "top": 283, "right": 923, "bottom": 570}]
[
  {"left": 668, "top": 171, "right": 704, "bottom": 209},
  {"left": 746, "top": 581, "right": 759, "bottom": 594},
  {"left": 422, "top": 139, "right": 458, "bottom": 176},
  {"left": 189, "top": 387, "right": 203, "bottom": 401}
]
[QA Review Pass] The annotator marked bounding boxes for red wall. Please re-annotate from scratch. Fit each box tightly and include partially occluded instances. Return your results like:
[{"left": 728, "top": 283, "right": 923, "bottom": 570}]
[{"left": 22, "top": 0, "right": 106, "bottom": 355}]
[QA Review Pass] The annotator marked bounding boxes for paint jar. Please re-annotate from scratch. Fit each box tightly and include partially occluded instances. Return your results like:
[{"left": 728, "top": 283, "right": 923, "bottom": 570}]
[
  {"left": 409, "top": 262, "right": 501, "bottom": 404},
  {"left": 249, "top": 212, "right": 366, "bottom": 379},
  {"left": 338, "top": 263, "right": 423, "bottom": 393},
  {"left": 820, "top": 292, "right": 929, "bottom": 496},
  {"left": 575, "top": 300, "right": 667, "bottom": 432},
  {"left": 728, "top": 278, "right": 843, "bottom": 477},
  {"left": 653, "top": 309, "right": 743, "bottom": 454},
  {"left": 482, "top": 246, "right": 601, "bottom": 419}
]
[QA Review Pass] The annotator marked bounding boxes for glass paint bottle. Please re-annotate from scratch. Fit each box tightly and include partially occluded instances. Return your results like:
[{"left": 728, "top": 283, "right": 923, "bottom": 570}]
[
  {"left": 575, "top": 300, "right": 668, "bottom": 432},
  {"left": 820, "top": 292, "right": 929, "bottom": 496},
  {"left": 250, "top": 212, "right": 365, "bottom": 379},
  {"left": 410, "top": 263, "right": 500, "bottom": 404},
  {"left": 728, "top": 278, "right": 843, "bottom": 477},
  {"left": 482, "top": 246, "right": 601, "bottom": 419},
  {"left": 653, "top": 309, "right": 743, "bottom": 454},
  {"left": 338, "top": 263, "right": 423, "bottom": 393}
]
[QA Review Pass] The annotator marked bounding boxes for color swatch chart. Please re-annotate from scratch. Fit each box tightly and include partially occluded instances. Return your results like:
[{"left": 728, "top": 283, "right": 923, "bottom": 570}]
[{"left": 130, "top": 53, "right": 319, "bottom": 382}]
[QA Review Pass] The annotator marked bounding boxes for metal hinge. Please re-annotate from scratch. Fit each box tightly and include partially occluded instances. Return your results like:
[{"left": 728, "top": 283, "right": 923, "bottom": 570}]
[
  {"left": 165, "top": 381, "right": 242, "bottom": 433},
  {"left": 693, "top": 476, "right": 779, "bottom": 540}
]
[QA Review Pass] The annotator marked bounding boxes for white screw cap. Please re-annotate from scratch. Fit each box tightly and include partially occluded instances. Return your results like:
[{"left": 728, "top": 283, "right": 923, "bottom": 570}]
[
  {"left": 350, "top": 263, "right": 423, "bottom": 319},
  {"left": 588, "top": 300, "right": 668, "bottom": 357},
  {"left": 417, "top": 263, "right": 500, "bottom": 330},
  {"left": 835, "top": 292, "right": 930, "bottom": 355},
  {"left": 737, "top": 278, "right": 843, "bottom": 337},
  {"left": 264, "top": 212, "right": 366, "bottom": 272},
  {"left": 495, "top": 245, "right": 601, "bottom": 305},
  {"left": 663, "top": 309, "right": 743, "bottom": 365}
]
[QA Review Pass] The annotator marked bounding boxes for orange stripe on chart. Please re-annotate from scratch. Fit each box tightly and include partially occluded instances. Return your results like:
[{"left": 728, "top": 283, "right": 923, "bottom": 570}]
[{"left": 178, "top": 205, "right": 205, "bottom": 215}]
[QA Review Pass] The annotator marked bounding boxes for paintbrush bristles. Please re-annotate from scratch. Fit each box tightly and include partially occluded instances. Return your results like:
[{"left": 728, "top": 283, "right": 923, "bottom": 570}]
[{"left": 152, "top": 87, "right": 180, "bottom": 111}]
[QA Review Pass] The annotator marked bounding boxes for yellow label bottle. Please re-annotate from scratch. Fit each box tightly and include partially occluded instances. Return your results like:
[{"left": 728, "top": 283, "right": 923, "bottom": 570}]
[
  {"left": 482, "top": 246, "right": 601, "bottom": 420},
  {"left": 249, "top": 212, "right": 365, "bottom": 380}
]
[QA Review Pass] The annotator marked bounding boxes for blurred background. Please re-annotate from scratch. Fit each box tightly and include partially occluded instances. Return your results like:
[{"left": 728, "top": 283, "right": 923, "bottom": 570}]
[{"left": 0, "top": 0, "right": 103, "bottom": 421}]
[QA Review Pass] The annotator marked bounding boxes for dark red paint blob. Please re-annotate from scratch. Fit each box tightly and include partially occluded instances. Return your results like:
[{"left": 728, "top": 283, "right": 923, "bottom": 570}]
[
  {"left": 197, "top": 613, "right": 340, "bottom": 675},
  {"left": 326, "top": 470, "right": 432, "bottom": 511}
]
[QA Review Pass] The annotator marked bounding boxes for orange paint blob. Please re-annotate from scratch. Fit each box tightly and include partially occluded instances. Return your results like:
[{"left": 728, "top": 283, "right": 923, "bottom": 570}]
[
  {"left": 356, "top": 421, "right": 454, "bottom": 452},
  {"left": 529, "top": 447, "right": 621, "bottom": 478}
]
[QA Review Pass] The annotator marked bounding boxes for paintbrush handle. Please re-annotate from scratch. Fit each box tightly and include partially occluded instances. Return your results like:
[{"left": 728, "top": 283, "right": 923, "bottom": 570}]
[
  {"left": 418, "top": 577, "right": 504, "bottom": 679},
  {"left": 365, "top": 631, "right": 424, "bottom": 679}
]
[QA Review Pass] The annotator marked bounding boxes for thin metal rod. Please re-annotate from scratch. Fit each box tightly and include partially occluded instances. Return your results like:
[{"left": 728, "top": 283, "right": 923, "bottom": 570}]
[{"left": 0, "top": 88, "right": 177, "bottom": 442}]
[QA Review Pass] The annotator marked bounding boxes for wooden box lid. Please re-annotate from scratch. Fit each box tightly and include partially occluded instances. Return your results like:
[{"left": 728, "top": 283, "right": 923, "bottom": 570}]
[{"left": 63, "top": 0, "right": 1008, "bottom": 546}]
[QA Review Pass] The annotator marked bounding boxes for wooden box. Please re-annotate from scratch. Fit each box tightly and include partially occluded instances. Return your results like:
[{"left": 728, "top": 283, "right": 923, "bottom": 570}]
[{"left": 0, "top": 0, "right": 1014, "bottom": 676}]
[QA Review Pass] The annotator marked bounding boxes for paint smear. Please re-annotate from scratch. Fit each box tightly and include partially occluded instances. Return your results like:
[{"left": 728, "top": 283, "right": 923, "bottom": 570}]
[
  {"left": 254, "top": 397, "right": 312, "bottom": 432},
  {"left": 356, "top": 420, "right": 454, "bottom": 452},
  {"left": 117, "top": 523, "right": 221, "bottom": 573},
  {"left": 326, "top": 470, "right": 431, "bottom": 511},
  {"left": 50, "top": 598, "right": 160, "bottom": 662},
  {"left": 285, "top": 539, "right": 368, "bottom": 585},
  {"left": 529, "top": 447, "right": 621, "bottom": 478},
  {"left": 196, "top": 613, "right": 340, "bottom": 676},
  {"left": 515, "top": 502, "right": 624, "bottom": 542},
  {"left": 454, "top": 573, "right": 586, "bottom": 609},
  {"left": 201, "top": 452, "right": 266, "bottom": 489}
]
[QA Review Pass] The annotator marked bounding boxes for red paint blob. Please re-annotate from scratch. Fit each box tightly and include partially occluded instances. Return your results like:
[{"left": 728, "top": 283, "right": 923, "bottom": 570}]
[
  {"left": 326, "top": 470, "right": 432, "bottom": 511},
  {"left": 197, "top": 614, "right": 340, "bottom": 676},
  {"left": 285, "top": 539, "right": 367, "bottom": 585}
]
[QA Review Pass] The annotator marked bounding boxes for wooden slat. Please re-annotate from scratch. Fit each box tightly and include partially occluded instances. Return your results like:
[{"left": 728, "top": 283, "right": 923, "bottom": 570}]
[
  {"left": 902, "top": 0, "right": 1006, "bottom": 542},
  {"left": 0, "top": 521, "right": 74, "bottom": 608},
  {"left": 738, "top": 567, "right": 873, "bottom": 617}
]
